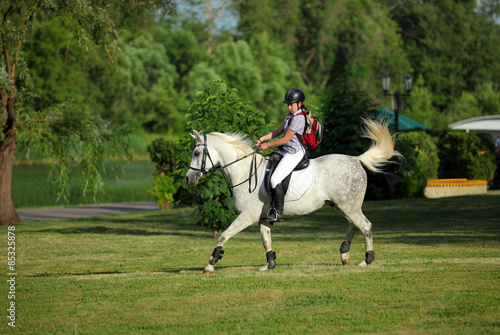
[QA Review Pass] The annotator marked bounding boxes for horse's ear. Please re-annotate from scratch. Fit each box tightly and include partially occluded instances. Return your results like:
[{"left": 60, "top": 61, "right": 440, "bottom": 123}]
[{"left": 190, "top": 130, "right": 203, "bottom": 143}]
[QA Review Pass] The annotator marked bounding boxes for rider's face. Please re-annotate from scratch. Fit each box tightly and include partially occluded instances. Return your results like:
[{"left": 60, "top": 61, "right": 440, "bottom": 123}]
[{"left": 287, "top": 102, "right": 301, "bottom": 113}]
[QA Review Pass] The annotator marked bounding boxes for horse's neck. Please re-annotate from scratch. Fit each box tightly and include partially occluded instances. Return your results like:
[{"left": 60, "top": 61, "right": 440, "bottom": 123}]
[{"left": 212, "top": 139, "right": 264, "bottom": 184}]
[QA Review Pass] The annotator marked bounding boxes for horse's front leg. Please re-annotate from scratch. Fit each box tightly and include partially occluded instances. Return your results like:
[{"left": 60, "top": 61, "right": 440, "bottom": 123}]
[
  {"left": 203, "top": 213, "right": 257, "bottom": 275},
  {"left": 258, "top": 221, "right": 277, "bottom": 271}
]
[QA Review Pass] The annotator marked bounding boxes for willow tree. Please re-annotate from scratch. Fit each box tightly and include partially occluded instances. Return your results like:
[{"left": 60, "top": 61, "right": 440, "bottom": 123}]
[{"left": 0, "top": 0, "right": 172, "bottom": 225}]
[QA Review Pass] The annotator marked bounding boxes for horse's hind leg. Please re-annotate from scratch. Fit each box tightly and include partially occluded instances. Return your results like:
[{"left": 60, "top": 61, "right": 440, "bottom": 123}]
[
  {"left": 342, "top": 211, "right": 375, "bottom": 266},
  {"left": 259, "top": 221, "right": 277, "bottom": 271},
  {"left": 340, "top": 223, "right": 359, "bottom": 265}
]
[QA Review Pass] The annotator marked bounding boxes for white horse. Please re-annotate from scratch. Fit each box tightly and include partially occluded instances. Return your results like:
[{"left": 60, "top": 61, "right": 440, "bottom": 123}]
[{"left": 185, "top": 118, "right": 400, "bottom": 274}]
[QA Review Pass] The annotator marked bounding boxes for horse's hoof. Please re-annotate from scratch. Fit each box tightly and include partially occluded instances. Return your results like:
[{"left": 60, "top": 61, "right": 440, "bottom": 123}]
[
  {"left": 357, "top": 260, "right": 367, "bottom": 267},
  {"left": 341, "top": 253, "right": 350, "bottom": 265},
  {"left": 259, "top": 264, "right": 269, "bottom": 272},
  {"left": 203, "top": 264, "right": 214, "bottom": 275}
]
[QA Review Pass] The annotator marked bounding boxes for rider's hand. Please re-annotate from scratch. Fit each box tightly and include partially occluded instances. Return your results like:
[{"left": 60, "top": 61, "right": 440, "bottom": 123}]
[{"left": 255, "top": 139, "right": 263, "bottom": 149}]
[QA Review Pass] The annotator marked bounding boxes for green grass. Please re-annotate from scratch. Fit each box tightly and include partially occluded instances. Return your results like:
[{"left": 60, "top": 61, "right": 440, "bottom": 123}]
[{"left": 1, "top": 195, "right": 499, "bottom": 334}]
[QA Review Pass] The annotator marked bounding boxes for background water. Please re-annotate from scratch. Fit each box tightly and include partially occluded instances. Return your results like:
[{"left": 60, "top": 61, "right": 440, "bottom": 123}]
[{"left": 12, "top": 161, "right": 155, "bottom": 208}]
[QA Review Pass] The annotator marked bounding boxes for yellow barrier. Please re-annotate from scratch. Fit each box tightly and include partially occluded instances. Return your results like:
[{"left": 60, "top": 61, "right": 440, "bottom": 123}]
[
  {"left": 426, "top": 179, "right": 488, "bottom": 187},
  {"left": 424, "top": 179, "right": 488, "bottom": 198}
]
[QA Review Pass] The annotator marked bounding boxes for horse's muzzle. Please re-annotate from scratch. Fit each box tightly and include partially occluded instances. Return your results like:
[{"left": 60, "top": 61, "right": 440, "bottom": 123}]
[{"left": 185, "top": 171, "right": 201, "bottom": 186}]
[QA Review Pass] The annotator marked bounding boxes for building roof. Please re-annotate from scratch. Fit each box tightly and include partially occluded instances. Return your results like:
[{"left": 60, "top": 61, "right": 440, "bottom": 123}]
[{"left": 378, "top": 108, "right": 430, "bottom": 131}]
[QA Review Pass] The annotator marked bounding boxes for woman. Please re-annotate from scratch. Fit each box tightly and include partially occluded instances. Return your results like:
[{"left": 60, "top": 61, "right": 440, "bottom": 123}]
[{"left": 256, "top": 88, "right": 307, "bottom": 222}]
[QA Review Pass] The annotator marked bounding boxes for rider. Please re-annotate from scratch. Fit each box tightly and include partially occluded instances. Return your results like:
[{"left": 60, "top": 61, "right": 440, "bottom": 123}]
[{"left": 255, "top": 88, "right": 307, "bottom": 222}]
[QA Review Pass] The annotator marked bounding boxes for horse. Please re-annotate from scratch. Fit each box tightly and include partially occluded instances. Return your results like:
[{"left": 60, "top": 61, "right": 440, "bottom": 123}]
[{"left": 185, "top": 118, "right": 401, "bottom": 275}]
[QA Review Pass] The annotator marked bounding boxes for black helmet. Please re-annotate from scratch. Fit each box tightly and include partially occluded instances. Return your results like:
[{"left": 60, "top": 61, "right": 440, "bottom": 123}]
[{"left": 283, "top": 88, "right": 305, "bottom": 104}]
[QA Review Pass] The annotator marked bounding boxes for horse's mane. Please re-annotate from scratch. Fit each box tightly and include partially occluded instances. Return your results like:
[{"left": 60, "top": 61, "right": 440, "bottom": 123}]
[{"left": 209, "top": 132, "right": 255, "bottom": 156}]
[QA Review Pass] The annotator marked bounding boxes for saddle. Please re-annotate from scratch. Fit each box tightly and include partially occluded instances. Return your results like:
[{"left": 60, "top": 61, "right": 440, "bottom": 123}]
[{"left": 264, "top": 152, "right": 309, "bottom": 196}]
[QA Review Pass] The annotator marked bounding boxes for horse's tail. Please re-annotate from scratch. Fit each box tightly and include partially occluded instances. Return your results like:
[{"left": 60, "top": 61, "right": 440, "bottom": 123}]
[{"left": 358, "top": 117, "right": 402, "bottom": 173}]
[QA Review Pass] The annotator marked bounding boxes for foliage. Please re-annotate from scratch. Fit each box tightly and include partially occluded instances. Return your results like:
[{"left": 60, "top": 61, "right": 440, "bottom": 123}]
[
  {"left": 13, "top": 0, "right": 500, "bottom": 136},
  {"left": 316, "top": 80, "right": 378, "bottom": 158},
  {"left": 147, "top": 137, "right": 192, "bottom": 208},
  {"left": 147, "top": 138, "right": 177, "bottom": 174},
  {"left": 16, "top": 104, "right": 132, "bottom": 202},
  {"left": 399, "top": 131, "right": 440, "bottom": 197},
  {"left": 0, "top": 1, "right": 173, "bottom": 224},
  {"left": 236, "top": 0, "right": 412, "bottom": 101},
  {"left": 367, "top": 131, "right": 439, "bottom": 200},
  {"left": 180, "top": 80, "right": 267, "bottom": 232},
  {"left": 390, "top": 0, "right": 500, "bottom": 113},
  {"left": 405, "top": 75, "right": 447, "bottom": 129},
  {"left": 12, "top": 162, "right": 154, "bottom": 208},
  {"left": 149, "top": 172, "right": 178, "bottom": 209},
  {"left": 248, "top": 32, "right": 304, "bottom": 120},
  {"left": 437, "top": 131, "right": 497, "bottom": 183},
  {"left": 493, "top": 153, "right": 500, "bottom": 190}
]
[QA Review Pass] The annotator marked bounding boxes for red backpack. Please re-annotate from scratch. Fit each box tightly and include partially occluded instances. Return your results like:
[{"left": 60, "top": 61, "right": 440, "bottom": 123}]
[{"left": 290, "top": 110, "right": 323, "bottom": 149}]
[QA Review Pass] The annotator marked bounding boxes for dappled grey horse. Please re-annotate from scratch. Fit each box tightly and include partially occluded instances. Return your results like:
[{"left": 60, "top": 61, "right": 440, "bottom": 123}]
[{"left": 185, "top": 118, "right": 401, "bottom": 274}]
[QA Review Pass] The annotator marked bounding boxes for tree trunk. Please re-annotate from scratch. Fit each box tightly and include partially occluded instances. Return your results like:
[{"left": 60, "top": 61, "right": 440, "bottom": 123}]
[
  {"left": 0, "top": 136, "right": 19, "bottom": 225},
  {"left": 0, "top": 93, "right": 20, "bottom": 225}
]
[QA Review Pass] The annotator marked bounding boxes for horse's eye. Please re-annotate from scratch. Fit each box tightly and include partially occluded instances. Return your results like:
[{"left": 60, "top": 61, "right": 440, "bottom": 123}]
[{"left": 194, "top": 151, "right": 200, "bottom": 157}]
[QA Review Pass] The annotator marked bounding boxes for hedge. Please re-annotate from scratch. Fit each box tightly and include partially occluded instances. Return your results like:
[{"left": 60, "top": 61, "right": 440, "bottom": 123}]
[
  {"left": 366, "top": 130, "right": 439, "bottom": 199},
  {"left": 437, "top": 131, "right": 496, "bottom": 184}
]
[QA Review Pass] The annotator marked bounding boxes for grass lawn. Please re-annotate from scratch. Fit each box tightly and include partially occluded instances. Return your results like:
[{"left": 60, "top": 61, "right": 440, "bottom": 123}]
[{"left": 1, "top": 194, "right": 499, "bottom": 334}]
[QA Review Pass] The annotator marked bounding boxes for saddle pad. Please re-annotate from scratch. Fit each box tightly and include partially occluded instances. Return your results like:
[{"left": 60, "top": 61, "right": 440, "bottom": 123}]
[{"left": 260, "top": 160, "right": 315, "bottom": 202}]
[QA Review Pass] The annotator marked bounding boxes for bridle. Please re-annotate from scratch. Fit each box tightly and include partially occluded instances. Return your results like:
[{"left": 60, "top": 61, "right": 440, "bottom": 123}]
[{"left": 188, "top": 134, "right": 264, "bottom": 194}]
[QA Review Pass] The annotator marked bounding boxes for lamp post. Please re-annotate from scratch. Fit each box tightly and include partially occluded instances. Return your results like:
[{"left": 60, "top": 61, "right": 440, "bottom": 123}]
[{"left": 381, "top": 75, "right": 413, "bottom": 133}]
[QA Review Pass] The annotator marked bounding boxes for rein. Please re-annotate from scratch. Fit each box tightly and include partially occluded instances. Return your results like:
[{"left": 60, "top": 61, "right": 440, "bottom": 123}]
[{"left": 188, "top": 135, "right": 264, "bottom": 194}]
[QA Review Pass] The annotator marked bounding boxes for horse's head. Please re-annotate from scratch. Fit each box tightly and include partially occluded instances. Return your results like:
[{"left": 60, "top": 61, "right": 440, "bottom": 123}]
[{"left": 185, "top": 130, "right": 216, "bottom": 186}]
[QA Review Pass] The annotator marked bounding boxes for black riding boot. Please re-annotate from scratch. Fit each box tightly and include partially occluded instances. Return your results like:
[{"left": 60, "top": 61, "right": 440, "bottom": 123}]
[{"left": 266, "top": 183, "right": 284, "bottom": 222}]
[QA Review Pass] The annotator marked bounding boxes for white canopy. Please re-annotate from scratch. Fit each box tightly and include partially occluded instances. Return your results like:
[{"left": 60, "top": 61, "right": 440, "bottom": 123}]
[{"left": 449, "top": 115, "right": 500, "bottom": 140}]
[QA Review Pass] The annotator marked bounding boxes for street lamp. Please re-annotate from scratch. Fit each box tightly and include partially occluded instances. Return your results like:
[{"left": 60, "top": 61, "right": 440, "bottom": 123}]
[{"left": 381, "top": 75, "right": 413, "bottom": 132}]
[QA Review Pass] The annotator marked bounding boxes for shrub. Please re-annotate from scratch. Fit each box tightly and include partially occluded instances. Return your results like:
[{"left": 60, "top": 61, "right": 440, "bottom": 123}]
[
  {"left": 398, "top": 131, "right": 439, "bottom": 197},
  {"left": 177, "top": 80, "right": 268, "bottom": 233},
  {"left": 437, "top": 131, "right": 496, "bottom": 183},
  {"left": 147, "top": 138, "right": 177, "bottom": 174},
  {"left": 493, "top": 153, "right": 500, "bottom": 189},
  {"left": 149, "top": 172, "right": 178, "bottom": 210},
  {"left": 147, "top": 138, "right": 196, "bottom": 208},
  {"left": 366, "top": 131, "right": 439, "bottom": 199}
]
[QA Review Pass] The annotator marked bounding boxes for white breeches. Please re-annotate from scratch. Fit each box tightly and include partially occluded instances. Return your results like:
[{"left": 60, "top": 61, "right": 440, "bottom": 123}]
[{"left": 270, "top": 147, "right": 305, "bottom": 188}]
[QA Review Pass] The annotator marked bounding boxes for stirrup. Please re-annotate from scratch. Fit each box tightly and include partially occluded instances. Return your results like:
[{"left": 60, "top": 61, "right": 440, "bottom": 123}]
[
  {"left": 266, "top": 208, "right": 283, "bottom": 222},
  {"left": 265, "top": 208, "right": 277, "bottom": 222}
]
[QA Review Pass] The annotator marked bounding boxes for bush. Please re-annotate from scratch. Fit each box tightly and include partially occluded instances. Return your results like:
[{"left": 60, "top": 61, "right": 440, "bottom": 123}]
[
  {"left": 437, "top": 131, "right": 496, "bottom": 183},
  {"left": 149, "top": 172, "right": 178, "bottom": 210},
  {"left": 398, "top": 131, "right": 439, "bottom": 197},
  {"left": 176, "top": 80, "right": 268, "bottom": 233},
  {"left": 493, "top": 153, "right": 500, "bottom": 189},
  {"left": 366, "top": 131, "right": 439, "bottom": 199},
  {"left": 147, "top": 138, "right": 177, "bottom": 174},
  {"left": 147, "top": 138, "right": 195, "bottom": 208}
]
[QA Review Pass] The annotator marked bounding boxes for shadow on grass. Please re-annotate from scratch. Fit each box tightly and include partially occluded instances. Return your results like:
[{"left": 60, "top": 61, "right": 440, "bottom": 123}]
[
  {"left": 30, "top": 195, "right": 500, "bottom": 246},
  {"left": 28, "top": 262, "right": 348, "bottom": 278},
  {"left": 37, "top": 225, "right": 198, "bottom": 236}
]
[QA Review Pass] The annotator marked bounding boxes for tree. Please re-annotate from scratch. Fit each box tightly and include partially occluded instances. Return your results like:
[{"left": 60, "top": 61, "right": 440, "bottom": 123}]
[
  {"left": 316, "top": 80, "right": 379, "bottom": 158},
  {"left": 178, "top": 80, "right": 268, "bottom": 234},
  {"left": 174, "top": 0, "right": 238, "bottom": 54},
  {"left": 0, "top": 0, "right": 173, "bottom": 225},
  {"left": 388, "top": 0, "right": 500, "bottom": 113},
  {"left": 236, "top": 0, "right": 411, "bottom": 103},
  {"left": 118, "top": 30, "right": 188, "bottom": 132}
]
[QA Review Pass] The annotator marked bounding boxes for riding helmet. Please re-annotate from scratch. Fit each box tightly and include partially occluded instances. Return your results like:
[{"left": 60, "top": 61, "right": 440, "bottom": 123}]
[{"left": 283, "top": 88, "right": 305, "bottom": 104}]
